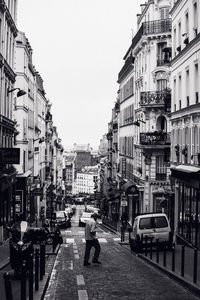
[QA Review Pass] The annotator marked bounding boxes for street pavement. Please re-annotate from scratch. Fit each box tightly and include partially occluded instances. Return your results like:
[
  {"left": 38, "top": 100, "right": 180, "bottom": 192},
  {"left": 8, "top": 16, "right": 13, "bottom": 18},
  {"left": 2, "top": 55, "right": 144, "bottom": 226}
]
[{"left": 44, "top": 206, "right": 200, "bottom": 300}]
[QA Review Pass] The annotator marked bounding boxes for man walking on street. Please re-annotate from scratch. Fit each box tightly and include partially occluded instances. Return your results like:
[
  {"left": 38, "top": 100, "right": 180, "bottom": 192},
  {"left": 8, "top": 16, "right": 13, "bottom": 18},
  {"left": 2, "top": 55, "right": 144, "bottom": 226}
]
[{"left": 83, "top": 213, "right": 101, "bottom": 266}]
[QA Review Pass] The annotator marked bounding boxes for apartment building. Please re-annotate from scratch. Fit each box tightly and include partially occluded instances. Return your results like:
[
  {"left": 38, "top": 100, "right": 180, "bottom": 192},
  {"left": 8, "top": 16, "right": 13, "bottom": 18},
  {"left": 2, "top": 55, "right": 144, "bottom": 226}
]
[
  {"left": 0, "top": 0, "right": 18, "bottom": 241},
  {"left": 114, "top": 0, "right": 172, "bottom": 226},
  {"left": 75, "top": 166, "right": 98, "bottom": 195},
  {"left": 170, "top": 0, "right": 200, "bottom": 249}
]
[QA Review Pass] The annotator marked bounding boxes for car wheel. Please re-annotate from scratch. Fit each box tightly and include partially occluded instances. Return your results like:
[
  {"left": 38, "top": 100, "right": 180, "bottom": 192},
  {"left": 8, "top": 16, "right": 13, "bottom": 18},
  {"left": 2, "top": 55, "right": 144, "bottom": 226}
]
[{"left": 129, "top": 238, "right": 136, "bottom": 251}]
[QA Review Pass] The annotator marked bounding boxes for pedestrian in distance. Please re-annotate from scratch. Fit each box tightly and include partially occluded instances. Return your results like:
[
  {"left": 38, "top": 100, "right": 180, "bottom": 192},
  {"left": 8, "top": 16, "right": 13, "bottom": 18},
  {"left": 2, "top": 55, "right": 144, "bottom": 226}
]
[
  {"left": 120, "top": 212, "right": 128, "bottom": 242},
  {"left": 83, "top": 213, "right": 101, "bottom": 266}
]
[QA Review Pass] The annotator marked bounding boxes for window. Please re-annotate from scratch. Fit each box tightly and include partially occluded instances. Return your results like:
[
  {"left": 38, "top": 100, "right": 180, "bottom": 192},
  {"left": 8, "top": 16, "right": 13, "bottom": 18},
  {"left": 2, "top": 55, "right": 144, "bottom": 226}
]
[
  {"left": 193, "top": 2, "right": 198, "bottom": 37},
  {"left": 178, "top": 74, "right": 182, "bottom": 106},
  {"left": 178, "top": 21, "right": 182, "bottom": 48},
  {"left": 173, "top": 27, "right": 177, "bottom": 57},
  {"left": 186, "top": 69, "right": 190, "bottom": 106},
  {"left": 160, "top": 7, "right": 169, "bottom": 19},
  {"left": 157, "top": 42, "right": 167, "bottom": 66},
  {"left": 157, "top": 79, "right": 167, "bottom": 91},
  {"left": 185, "top": 12, "right": 189, "bottom": 35},
  {"left": 156, "top": 156, "right": 167, "bottom": 181},
  {"left": 195, "top": 63, "right": 199, "bottom": 103}
]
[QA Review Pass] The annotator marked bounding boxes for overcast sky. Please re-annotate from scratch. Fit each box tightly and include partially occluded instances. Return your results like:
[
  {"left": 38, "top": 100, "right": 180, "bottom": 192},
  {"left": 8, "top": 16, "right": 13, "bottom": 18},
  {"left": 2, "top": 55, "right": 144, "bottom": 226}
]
[{"left": 17, "top": 0, "right": 143, "bottom": 149}]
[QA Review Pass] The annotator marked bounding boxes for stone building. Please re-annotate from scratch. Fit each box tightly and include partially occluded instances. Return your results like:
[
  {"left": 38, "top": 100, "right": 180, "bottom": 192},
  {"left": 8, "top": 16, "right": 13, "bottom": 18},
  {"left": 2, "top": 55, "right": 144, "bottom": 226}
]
[{"left": 170, "top": 0, "right": 200, "bottom": 248}]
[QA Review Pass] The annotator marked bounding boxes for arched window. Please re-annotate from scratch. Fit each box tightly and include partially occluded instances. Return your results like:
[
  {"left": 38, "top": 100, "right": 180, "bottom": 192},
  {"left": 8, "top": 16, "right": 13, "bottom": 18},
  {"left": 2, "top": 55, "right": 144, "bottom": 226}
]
[{"left": 156, "top": 115, "right": 167, "bottom": 131}]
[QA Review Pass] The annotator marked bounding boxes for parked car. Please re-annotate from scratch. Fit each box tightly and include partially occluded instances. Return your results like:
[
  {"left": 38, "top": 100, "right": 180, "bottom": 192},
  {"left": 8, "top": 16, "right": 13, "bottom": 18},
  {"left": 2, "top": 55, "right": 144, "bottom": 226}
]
[
  {"left": 129, "top": 213, "right": 172, "bottom": 252},
  {"left": 54, "top": 211, "right": 71, "bottom": 229}
]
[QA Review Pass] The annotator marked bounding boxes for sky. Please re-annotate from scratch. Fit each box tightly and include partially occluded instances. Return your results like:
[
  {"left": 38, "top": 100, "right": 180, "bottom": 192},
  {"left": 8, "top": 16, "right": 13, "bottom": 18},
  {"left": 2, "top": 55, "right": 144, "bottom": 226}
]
[{"left": 17, "top": 0, "right": 144, "bottom": 150}]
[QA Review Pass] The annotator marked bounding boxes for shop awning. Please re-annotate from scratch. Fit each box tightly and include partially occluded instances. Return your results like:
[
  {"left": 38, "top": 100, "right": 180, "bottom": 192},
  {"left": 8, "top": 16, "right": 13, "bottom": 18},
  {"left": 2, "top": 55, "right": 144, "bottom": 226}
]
[
  {"left": 32, "top": 187, "right": 43, "bottom": 196},
  {"left": 121, "top": 181, "right": 136, "bottom": 192},
  {"left": 17, "top": 170, "right": 32, "bottom": 177},
  {"left": 171, "top": 165, "right": 200, "bottom": 174}
]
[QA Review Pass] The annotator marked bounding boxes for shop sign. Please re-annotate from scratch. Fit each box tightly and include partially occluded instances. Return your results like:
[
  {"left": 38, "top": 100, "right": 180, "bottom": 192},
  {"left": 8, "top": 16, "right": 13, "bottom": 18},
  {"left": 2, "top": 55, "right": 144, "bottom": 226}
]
[
  {"left": 0, "top": 148, "right": 20, "bottom": 164},
  {"left": 122, "top": 158, "right": 126, "bottom": 178},
  {"left": 121, "top": 200, "right": 128, "bottom": 206},
  {"left": 15, "top": 190, "right": 23, "bottom": 214}
]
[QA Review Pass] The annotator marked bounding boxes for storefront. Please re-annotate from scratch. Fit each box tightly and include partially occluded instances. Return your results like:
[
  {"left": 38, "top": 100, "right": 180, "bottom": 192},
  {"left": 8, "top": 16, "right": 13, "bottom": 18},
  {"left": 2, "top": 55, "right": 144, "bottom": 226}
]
[{"left": 171, "top": 165, "right": 200, "bottom": 249}]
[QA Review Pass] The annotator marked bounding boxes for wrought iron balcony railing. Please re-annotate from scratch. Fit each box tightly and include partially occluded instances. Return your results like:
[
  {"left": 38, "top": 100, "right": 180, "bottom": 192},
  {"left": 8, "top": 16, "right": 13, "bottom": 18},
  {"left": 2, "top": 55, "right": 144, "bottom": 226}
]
[
  {"left": 140, "top": 91, "right": 171, "bottom": 108},
  {"left": 140, "top": 131, "right": 170, "bottom": 145},
  {"left": 132, "top": 19, "right": 172, "bottom": 49},
  {"left": 143, "top": 19, "right": 172, "bottom": 35}
]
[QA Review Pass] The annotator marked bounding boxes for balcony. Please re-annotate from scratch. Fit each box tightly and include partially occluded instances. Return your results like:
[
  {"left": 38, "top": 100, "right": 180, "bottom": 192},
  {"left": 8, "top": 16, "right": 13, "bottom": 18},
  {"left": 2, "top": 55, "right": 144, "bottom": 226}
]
[
  {"left": 140, "top": 131, "right": 170, "bottom": 146},
  {"left": 143, "top": 19, "right": 172, "bottom": 35},
  {"left": 132, "top": 19, "right": 172, "bottom": 49},
  {"left": 140, "top": 90, "right": 171, "bottom": 109}
]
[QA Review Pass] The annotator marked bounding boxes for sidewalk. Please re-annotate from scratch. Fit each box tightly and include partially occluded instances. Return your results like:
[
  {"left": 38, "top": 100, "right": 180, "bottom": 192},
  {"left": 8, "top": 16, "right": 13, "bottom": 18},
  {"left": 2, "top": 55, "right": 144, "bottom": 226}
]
[
  {"left": 0, "top": 240, "right": 10, "bottom": 270},
  {"left": 103, "top": 220, "right": 200, "bottom": 298}
]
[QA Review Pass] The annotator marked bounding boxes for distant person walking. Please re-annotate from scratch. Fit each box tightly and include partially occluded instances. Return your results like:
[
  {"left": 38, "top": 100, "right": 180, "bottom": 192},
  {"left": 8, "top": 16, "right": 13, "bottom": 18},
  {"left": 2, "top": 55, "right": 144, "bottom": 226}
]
[
  {"left": 121, "top": 212, "right": 128, "bottom": 242},
  {"left": 83, "top": 213, "right": 101, "bottom": 266}
]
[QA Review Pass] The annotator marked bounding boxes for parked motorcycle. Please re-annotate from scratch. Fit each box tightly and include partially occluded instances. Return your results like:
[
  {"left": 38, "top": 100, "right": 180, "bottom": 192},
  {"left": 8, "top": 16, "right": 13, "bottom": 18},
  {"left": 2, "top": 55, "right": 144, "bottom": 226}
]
[{"left": 7, "top": 221, "right": 33, "bottom": 278}]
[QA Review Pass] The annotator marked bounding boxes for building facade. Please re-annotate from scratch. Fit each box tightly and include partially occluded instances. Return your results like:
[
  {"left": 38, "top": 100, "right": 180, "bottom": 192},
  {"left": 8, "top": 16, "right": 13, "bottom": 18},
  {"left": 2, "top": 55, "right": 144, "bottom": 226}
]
[
  {"left": 170, "top": 0, "right": 200, "bottom": 249},
  {"left": 0, "top": 0, "right": 18, "bottom": 241}
]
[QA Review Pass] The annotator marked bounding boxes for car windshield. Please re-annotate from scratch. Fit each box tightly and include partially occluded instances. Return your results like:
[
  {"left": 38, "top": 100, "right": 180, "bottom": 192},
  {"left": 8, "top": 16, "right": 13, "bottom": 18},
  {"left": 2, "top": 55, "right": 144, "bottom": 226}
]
[
  {"left": 139, "top": 216, "right": 168, "bottom": 229},
  {"left": 56, "top": 212, "right": 65, "bottom": 218}
]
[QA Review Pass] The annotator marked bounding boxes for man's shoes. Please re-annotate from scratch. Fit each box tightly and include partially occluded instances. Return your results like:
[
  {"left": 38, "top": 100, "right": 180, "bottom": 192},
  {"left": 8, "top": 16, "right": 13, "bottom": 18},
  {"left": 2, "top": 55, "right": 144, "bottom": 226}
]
[
  {"left": 83, "top": 262, "right": 91, "bottom": 266},
  {"left": 92, "top": 260, "right": 101, "bottom": 264}
]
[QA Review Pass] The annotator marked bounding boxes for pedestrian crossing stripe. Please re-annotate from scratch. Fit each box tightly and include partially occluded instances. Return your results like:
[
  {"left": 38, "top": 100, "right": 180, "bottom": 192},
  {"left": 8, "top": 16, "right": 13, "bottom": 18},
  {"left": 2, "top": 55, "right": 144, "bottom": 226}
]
[
  {"left": 81, "top": 238, "right": 107, "bottom": 243},
  {"left": 98, "top": 238, "right": 107, "bottom": 243},
  {"left": 66, "top": 238, "right": 75, "bottom": 243}
]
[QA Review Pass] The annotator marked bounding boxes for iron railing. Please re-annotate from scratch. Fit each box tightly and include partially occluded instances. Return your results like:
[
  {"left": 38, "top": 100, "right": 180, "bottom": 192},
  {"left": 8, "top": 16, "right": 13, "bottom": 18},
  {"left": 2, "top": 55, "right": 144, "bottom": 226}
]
[
  {"left": 132, "top": 19, "right": 172, "bottom": 49},
  {"left": 140, "top": 131, "right": 170, "bottom": 145},
  {"left": 140, "top": 91, "right": 171, "bottom": 107}
]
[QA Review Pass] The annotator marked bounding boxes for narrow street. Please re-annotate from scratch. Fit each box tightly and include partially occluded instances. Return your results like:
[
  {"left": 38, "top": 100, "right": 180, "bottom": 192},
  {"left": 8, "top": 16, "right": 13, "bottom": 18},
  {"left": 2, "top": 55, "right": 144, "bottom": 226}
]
[{"left": 44, "top": 206, "right": 200, "bottom": 300}]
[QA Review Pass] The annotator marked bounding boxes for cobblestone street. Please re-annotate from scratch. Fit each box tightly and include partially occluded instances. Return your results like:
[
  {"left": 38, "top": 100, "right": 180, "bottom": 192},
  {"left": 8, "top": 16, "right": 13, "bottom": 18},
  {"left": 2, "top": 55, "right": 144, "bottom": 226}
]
[{"left": 44, "top": 210, "right": 200, "bottom": 300}]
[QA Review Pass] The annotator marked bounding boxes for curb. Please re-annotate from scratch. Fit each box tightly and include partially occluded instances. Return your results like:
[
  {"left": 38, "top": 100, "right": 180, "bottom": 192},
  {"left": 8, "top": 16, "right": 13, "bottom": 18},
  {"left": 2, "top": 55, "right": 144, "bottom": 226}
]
[
  {"left": 0, "top": 258, "right": 10, "bottom": 270},
  {"left": 139, "top": 253, "right": 200, "bottom": 298}
]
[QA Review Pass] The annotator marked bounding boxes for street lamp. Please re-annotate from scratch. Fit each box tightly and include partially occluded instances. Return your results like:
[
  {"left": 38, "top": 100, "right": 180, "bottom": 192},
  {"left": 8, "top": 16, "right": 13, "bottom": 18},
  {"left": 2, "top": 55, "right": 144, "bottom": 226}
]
[{"left": 7, "top": 88, "right": 26, "bottom": 97}]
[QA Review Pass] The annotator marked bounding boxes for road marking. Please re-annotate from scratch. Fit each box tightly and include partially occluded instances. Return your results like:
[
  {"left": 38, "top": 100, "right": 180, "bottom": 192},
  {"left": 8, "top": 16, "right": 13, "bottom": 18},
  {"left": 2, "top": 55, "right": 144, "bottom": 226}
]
[
  {"left": 113, "top": 247, "right": 120, "bottom": 252},
  {"left": 76, "top": 275, "right": 85, "bottom": 285},
  {"left": 98, "top": 238, "right": 107, "bottom": 243},
  {"left": 70, "top": 261, "right": 73, "bottom": 270},
  {"left": 74, "top": 254, "right": 80, "bottom": 259},
  {"left": 113, "top": 237, "right": 121, "bottom": 241},
  {"left": 66, "top": 238, "right": 75, "bottom": 243},
  {"left": 78, "top": 290, "right": 88, "bottom": 300}
]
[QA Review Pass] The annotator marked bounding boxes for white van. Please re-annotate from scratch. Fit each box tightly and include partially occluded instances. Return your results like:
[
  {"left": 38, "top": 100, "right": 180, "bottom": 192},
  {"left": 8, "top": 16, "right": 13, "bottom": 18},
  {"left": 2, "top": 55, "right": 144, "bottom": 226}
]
[{"left": 129, "top": 213, "right": 172, "bottom": 251}]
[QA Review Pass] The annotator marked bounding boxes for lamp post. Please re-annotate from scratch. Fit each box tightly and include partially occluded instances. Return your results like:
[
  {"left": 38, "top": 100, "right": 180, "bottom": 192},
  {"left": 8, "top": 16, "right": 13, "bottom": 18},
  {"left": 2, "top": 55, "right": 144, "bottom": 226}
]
[{"left": 7, "top": 88, "right": 26, "bottom": 97}]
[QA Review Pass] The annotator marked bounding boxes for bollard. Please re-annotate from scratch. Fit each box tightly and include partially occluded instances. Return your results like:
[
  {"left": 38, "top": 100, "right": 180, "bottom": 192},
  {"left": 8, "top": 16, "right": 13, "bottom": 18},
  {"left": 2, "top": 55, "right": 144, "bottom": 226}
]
[
  {"left": 4, "top": 272, "right": 13, "bottom": 300},
  {"left": 40, "top": 241, "right": 46, "bottom": 279},
  {"left": 35, "top": 248, "right": 39, "bottom": 291},
  {"left": 29, "top": 253, "right": 34, "bottom": 300},
  {"left": 193, "top": 248, "right": 198, "bottom": 284},
  {"left": 145, "top": 235, "right": 148, "bottom": 256},
  {"left": 172, "top": 243, "right": 175, "bottom": 272},
  {"left": 21, "top": 260, "right": 26, "bottom": 300},
  {"left": 163, "top": 243, "right": 166, "bottom": 267},
  {"left": 150, "top": 237, "right": 153, "bottom": 260},
  {"left": 181, "top": 245, "right": 185, "bottom": 277},
  {"left": 156, "top": 239, "right": 159, "bottom": 263},
  {"left": 140, "top": 235, "right": 143, "bottom": 254}
]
